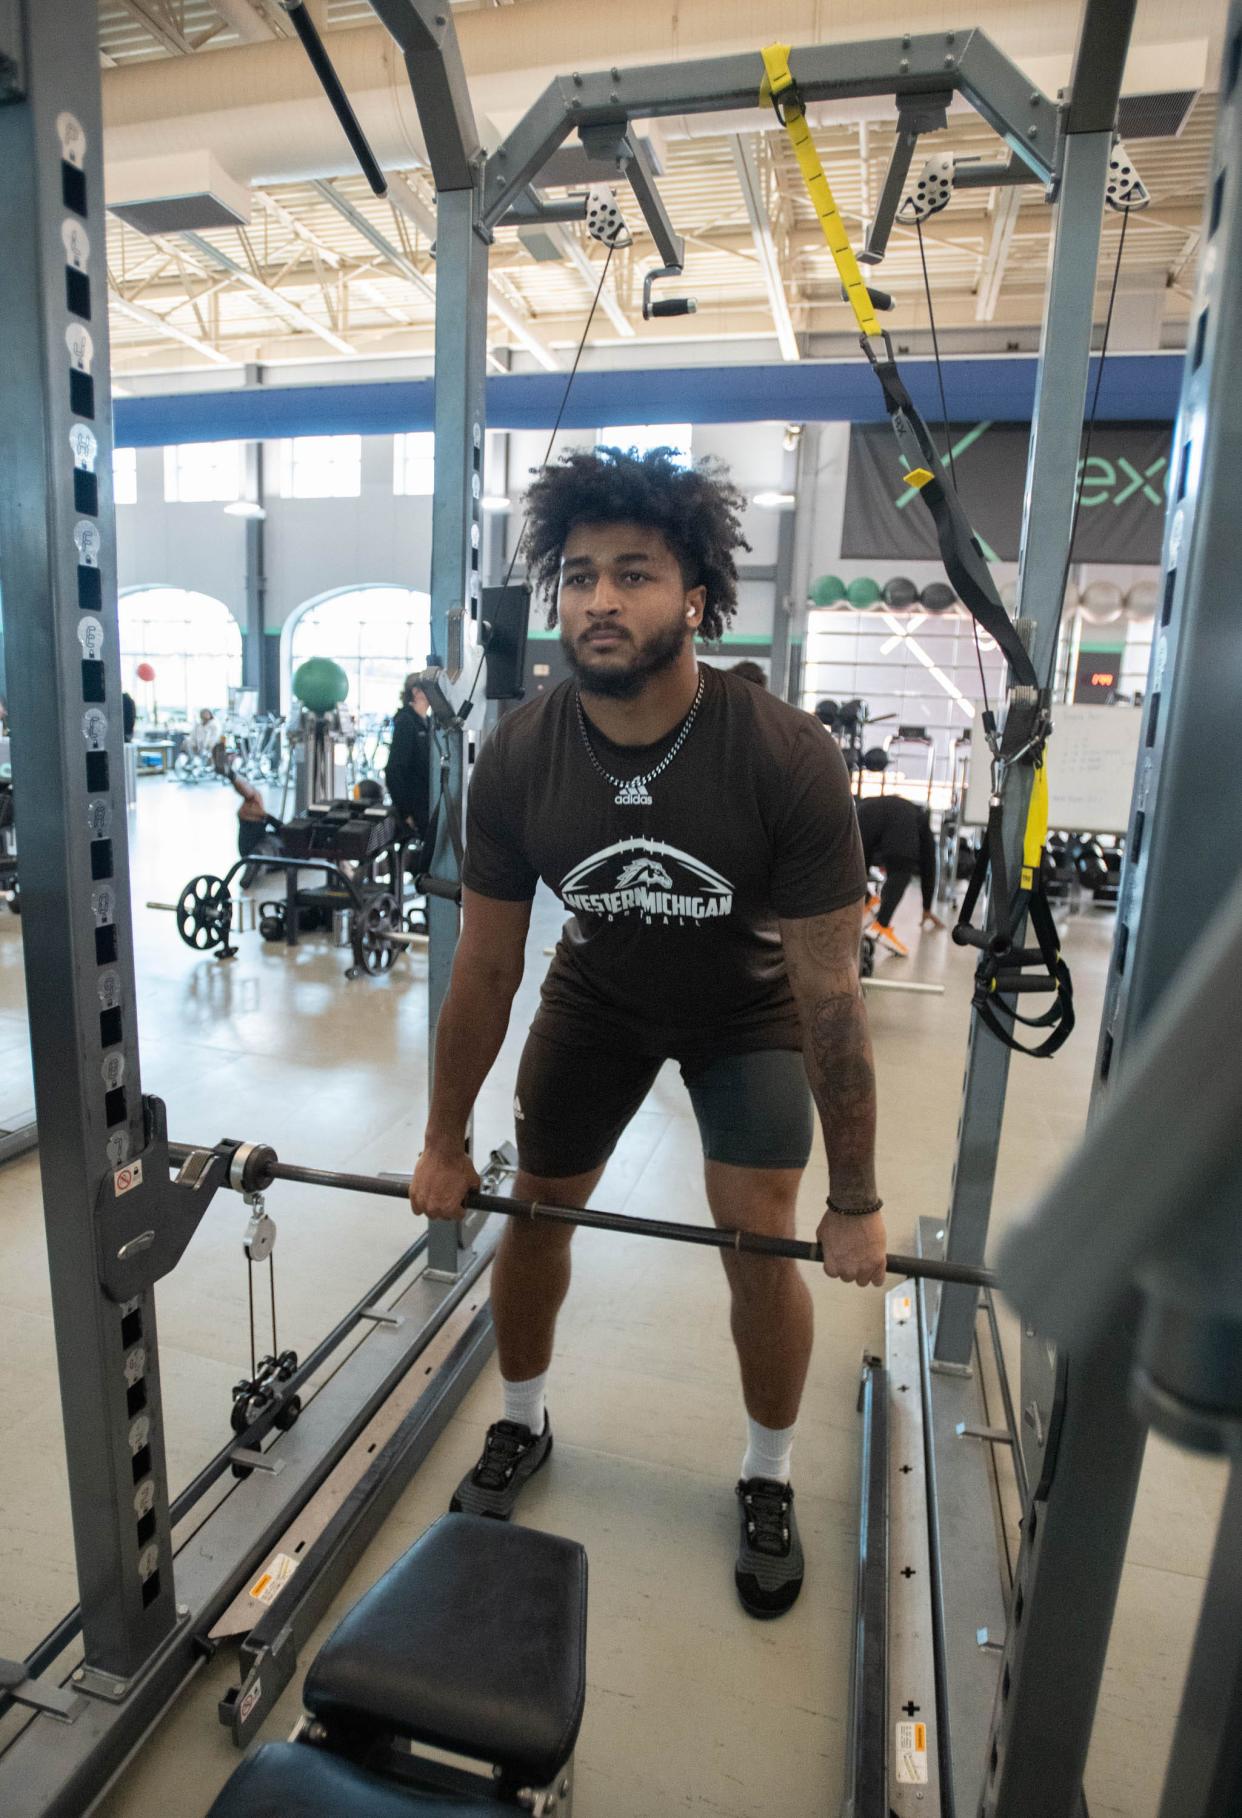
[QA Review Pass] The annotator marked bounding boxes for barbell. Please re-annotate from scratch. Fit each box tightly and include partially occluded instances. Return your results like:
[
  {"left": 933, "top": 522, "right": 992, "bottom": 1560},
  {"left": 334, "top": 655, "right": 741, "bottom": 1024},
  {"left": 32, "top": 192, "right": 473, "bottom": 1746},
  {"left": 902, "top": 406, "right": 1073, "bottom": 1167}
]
[{"left": 172, "top": 1140, "right": 996, "bottom": 1291}]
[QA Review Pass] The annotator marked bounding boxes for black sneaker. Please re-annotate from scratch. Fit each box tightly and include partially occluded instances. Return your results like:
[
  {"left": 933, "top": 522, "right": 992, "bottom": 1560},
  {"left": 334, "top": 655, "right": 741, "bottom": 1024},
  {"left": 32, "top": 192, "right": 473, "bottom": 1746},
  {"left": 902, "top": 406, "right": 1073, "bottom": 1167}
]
[
  {"left": 450, "top": 1417, "right": 553, "bottom": 1520},
  {"left": 735, "top": 1477, "right": 804, "bottom": 1618}
]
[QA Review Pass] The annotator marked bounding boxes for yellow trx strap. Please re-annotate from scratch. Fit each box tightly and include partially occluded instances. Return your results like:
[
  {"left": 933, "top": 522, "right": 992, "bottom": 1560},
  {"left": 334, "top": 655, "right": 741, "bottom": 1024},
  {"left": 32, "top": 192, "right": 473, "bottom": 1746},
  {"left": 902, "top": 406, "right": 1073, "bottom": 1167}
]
[
  {"left": 760, "top": 42, "right": 882, "bottom": 340},
  {"left": 1020, "top": 758, "right": 1050, "bottom": 892}
]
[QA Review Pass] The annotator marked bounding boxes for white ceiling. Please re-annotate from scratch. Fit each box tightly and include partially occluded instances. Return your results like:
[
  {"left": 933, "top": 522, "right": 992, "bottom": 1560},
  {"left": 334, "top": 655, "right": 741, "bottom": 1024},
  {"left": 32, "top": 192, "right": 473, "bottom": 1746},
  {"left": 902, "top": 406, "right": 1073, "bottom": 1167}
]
[{"left": 98, "top": 1, "right": 1219, "bottom": 378}]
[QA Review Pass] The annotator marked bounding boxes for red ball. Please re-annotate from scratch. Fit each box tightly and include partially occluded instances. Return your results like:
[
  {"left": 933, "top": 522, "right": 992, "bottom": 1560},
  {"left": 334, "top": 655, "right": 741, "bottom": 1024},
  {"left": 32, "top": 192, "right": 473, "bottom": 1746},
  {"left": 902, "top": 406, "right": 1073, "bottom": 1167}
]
[{"left": 136, "top": 662, "right": 156, "bottom": 682}]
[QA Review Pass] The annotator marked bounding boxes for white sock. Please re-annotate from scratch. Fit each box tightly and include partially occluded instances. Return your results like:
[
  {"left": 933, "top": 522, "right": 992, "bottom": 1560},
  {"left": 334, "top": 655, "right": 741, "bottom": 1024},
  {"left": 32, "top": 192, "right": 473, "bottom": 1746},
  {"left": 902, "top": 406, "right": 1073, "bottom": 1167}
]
[
  {"left": 502, "top": 1370, "right": 548, "bottom": 1436},
  {"left": 741, "top": 1417, "right": 796, "bottom": 1485}
]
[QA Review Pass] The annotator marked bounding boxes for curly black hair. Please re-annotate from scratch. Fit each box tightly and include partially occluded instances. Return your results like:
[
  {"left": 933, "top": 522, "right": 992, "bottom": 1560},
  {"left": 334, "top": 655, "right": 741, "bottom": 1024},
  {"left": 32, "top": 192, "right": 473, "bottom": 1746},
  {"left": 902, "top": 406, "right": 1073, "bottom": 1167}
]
[{"left": 523, "top": 445, "right": 751, "bottom": 643}]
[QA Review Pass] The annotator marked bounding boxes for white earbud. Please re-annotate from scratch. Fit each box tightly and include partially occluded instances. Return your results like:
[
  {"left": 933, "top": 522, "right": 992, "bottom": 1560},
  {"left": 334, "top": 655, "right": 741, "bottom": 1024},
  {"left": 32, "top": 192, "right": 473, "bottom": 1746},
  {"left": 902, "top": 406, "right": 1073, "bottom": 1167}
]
[{"left": 686, "top": 610, "right": 696, "bottom": 621}]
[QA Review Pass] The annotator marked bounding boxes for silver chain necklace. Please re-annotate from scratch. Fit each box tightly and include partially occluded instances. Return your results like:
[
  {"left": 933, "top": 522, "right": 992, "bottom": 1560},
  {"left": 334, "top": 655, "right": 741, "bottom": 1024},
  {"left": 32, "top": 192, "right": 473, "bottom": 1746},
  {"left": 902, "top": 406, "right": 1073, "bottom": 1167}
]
[{"left": 575, "top": 672, "right": 705, "bottom": 807}]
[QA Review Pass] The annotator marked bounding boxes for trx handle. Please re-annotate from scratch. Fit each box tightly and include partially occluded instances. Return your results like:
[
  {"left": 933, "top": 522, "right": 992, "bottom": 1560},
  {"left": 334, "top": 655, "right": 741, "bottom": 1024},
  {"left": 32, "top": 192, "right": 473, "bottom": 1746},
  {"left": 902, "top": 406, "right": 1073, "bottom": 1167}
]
[
  {"left": 954, "top": 782, "right": 1075, "bottom": 1059},
  {"left": 760, "top": 43, "right": 882, "bottom": 339}
]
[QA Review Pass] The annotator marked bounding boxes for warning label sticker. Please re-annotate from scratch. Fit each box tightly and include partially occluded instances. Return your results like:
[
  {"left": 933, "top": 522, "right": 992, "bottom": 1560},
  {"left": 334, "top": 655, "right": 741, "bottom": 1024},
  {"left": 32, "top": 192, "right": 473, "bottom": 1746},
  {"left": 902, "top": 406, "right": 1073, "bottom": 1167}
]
[
  {"left": 114, "top": 1159, "right": 144, "bottom": 1198},
  {"left": 249, "top": 1551, "right": 298, "bottom": 1607},
  {"left": 895, "top": 1720, "right": 929, "bottom": 1784},
  {"left": 893, "top": 1294, "right": 913, "bottom": 1325}
]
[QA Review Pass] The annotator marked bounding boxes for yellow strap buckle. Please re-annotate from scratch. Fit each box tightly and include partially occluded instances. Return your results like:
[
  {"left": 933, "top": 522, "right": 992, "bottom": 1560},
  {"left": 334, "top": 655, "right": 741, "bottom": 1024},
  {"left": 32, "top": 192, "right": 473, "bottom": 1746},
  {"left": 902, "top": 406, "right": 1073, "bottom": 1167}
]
[{"left": 1019, "top": 757, "right": 1050, "bottom": 891}]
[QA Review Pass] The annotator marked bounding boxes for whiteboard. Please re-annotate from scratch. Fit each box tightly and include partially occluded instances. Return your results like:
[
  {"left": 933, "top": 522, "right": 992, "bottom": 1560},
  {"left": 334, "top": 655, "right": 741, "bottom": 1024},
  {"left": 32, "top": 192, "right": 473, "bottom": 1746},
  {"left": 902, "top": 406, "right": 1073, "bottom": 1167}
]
[{"left": 962, "top": 704, "right": 1143, "bottom": 835}]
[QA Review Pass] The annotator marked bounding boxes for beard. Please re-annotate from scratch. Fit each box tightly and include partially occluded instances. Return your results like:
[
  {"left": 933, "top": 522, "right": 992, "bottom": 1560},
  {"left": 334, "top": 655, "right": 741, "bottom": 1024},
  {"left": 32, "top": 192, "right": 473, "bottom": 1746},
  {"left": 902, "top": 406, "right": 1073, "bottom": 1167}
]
[{"left": 561, "top": 615, "right": 691, "bottom": 701}]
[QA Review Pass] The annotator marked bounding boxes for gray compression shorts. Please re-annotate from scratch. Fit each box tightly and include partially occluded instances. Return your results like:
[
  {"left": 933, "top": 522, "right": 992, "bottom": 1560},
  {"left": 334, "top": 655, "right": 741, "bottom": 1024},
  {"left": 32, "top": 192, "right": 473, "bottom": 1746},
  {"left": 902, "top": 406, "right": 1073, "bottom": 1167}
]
[{"left": 513, "top": 1028, "right": 815, "bottom": 1178}]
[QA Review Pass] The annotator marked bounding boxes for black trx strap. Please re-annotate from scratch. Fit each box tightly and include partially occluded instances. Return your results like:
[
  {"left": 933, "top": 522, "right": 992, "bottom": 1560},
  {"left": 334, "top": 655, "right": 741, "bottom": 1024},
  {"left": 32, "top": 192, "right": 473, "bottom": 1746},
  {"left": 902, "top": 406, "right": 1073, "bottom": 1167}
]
[
  {"left": 861, "top": 340, "right": 1040, "bottom": 692},
  {"left": 759, "top": 44, "right": 1038, "bottom": 692},
  {"left": 762, "top": 36, "right": 1085, "bottom": 1058}
]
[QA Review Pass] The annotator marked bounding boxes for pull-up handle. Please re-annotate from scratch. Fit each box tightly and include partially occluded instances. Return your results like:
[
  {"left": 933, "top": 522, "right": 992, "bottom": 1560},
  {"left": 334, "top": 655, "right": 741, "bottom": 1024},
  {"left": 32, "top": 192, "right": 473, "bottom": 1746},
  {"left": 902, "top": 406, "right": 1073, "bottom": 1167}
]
[
  {"left": 280, "top": 2, "right": 388, "bottom": 198},
  {"left": 643, "top": 265, "right": 697, "bottom": 322}
]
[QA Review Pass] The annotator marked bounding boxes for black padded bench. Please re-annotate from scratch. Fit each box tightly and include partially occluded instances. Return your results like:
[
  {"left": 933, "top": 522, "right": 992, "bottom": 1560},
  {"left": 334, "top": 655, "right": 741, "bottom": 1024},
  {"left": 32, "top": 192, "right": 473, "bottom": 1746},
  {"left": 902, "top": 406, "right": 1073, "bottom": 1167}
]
[{"left": 208, "top": 1513, "right": 588, "bottom": 1817}]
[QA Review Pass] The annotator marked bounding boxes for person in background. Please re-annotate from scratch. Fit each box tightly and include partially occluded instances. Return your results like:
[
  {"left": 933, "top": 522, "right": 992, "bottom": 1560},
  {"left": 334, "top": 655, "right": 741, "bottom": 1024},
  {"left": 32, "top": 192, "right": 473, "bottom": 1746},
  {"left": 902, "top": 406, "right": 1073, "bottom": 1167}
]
[
  {"left": 726, "top": 659, "right": 768, "bottom": 688},
  {"left": 855, "top": 793, "right": 944, "bottom": 957},
  {"left": 229, "top": 761, "right": 284, "bottom": 890},
  {"left": 385, "top": 674, "right": 434, "bottom": 842},
  {"left": 182, "top": 706, "right": 222, "bottom": 766},
  {"left": 122, "top": 691, "right": 136, "bottom": 743}
]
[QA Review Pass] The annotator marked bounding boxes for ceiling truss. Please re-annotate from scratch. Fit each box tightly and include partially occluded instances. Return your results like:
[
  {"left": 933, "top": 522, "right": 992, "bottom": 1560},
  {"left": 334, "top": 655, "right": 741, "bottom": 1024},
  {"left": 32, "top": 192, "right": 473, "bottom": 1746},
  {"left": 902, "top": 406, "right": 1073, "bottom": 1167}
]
[{"left": 96, "top": 3, "right": 1214, "bottom": 375}]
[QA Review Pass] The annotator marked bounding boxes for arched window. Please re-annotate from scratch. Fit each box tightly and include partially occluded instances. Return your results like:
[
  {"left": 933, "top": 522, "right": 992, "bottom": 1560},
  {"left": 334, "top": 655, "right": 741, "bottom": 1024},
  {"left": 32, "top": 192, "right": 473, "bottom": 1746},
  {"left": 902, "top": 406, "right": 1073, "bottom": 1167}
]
[
  {"left": 286, "top": 587, "right": 433, "bottom": 718},
  {"left": 118, "top": 587, "right": 243, "bottom": 723}
]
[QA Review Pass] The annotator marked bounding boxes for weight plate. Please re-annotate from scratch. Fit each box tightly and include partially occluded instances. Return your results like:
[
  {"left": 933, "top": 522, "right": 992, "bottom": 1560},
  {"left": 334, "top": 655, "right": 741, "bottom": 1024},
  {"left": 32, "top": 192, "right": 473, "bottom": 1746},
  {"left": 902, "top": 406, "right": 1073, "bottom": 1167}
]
[
  {"left": 175, "top": 874, "right": 232, "bottom": 951},
  {"left": 352, "top": 893, "right": 397, "bottom": 976}
]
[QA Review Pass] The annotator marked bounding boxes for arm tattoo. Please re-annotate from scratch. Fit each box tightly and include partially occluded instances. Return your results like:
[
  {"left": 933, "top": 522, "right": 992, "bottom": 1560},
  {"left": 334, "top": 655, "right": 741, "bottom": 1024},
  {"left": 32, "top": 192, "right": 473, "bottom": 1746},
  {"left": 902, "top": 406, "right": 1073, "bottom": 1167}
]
[{"left": 781, "top": 907, "right": 878, "bottom": 1203}]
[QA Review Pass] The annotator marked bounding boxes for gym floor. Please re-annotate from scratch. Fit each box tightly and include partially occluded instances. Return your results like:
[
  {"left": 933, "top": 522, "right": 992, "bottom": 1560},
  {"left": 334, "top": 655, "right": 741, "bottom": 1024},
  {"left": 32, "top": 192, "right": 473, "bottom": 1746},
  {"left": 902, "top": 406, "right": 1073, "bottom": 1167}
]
[{"left": 0, "top": 777, "right": 1225, "bottom": 1818}]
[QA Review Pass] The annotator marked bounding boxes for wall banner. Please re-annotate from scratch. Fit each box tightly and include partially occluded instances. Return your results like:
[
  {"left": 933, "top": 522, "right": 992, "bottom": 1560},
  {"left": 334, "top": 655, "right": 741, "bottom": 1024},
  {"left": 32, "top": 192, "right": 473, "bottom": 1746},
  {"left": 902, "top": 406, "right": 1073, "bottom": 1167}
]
[{"left": 843, "top": 420, "right": 1172, "bottom": 565}]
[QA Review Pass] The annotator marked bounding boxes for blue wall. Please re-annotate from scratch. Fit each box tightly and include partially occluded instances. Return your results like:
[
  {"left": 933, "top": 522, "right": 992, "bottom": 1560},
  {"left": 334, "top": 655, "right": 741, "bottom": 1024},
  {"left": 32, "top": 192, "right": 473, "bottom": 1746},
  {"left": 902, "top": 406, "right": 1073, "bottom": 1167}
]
[{"left": 114, "top": 353, "right": 1183, "bottom": 447}]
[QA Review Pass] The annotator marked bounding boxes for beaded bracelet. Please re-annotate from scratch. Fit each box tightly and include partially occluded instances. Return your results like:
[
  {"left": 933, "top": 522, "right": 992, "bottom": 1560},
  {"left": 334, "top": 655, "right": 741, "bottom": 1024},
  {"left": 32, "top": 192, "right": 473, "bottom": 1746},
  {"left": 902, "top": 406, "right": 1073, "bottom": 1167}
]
[{"left": 826, "top": 1196, "right": 885, "bottom": 1218}]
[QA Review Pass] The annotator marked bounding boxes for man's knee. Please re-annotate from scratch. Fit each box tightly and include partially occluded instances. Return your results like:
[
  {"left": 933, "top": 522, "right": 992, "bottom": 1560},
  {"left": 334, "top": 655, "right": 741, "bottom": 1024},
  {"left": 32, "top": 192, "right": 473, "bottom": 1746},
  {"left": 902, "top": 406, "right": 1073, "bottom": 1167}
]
[
  {"left": 722, "top": 1248, "right": 800, "bottom": 1307},
  {"left": 502, "top": 1167, "right": 603, "bottom": 1252}
]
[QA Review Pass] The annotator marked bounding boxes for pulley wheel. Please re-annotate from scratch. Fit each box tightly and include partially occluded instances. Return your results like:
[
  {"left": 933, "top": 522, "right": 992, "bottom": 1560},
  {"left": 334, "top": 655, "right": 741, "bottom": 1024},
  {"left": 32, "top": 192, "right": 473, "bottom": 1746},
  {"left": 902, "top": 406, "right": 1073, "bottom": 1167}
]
[
  {"left": 176, "top": 874, "right": 232, "bottom": 951},
  {"left": 351, "top": 893, "right": 397, "bottom": 976}
]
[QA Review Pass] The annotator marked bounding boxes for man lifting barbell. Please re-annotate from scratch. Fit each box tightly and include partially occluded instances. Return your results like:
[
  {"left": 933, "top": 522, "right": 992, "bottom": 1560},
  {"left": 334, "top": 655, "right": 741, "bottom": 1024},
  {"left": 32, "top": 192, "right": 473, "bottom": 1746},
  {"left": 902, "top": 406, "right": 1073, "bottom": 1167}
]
[{"left": 410, "top": 447, "right": 884, "bottom": 1618}]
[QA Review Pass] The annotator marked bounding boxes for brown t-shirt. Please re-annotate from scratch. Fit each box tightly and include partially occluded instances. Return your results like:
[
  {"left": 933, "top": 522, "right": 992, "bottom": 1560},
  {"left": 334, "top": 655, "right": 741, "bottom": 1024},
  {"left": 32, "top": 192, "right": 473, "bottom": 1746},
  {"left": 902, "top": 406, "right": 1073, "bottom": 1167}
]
[{"left": 463, "top": 664, "right": 865, "bottom": 1057}]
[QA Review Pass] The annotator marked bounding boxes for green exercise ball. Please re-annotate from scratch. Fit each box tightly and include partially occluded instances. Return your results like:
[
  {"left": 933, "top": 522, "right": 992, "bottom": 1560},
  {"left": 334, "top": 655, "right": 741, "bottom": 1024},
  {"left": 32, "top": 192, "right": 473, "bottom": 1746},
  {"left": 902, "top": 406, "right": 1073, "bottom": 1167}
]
[
  {"left": 846, "top": 577, "right": 882, "bottom": 608},
  {"left": 810, "top": 574, "right": 846, "bottom": 606},
  {"left": 293, "top": 656, "right": 349, "bottom": 713}
]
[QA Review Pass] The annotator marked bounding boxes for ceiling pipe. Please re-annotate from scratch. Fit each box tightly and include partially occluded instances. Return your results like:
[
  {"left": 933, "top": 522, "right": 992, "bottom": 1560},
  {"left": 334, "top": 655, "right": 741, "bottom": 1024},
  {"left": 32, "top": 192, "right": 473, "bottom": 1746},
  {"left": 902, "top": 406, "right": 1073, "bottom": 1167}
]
[{"left": 210, "top": 0, "right": 278, "bottom": 44}]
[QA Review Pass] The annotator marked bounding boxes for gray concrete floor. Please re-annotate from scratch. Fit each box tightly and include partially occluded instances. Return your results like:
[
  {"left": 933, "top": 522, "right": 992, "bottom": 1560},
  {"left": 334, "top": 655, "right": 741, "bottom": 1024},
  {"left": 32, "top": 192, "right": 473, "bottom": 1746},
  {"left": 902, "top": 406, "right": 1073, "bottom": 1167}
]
[{"left": 0, "top": 775, "right": 1225, "bottom": 1818}]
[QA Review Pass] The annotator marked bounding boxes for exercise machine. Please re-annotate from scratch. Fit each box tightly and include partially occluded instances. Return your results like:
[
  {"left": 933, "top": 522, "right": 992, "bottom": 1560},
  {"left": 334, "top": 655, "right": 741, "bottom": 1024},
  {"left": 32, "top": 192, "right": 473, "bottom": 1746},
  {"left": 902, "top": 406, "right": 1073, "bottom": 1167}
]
[
  {"left": 150, "top": 799, "right": 430, "bottom": 978},
  {"left": 846, "top": 8, "right": 1242, "bottom": 1815},
  {"left": 0, "top": 10, "right": 499, "bottom": 1809},
  {"left": 208, "top": 1512, "right": 586, "bottom": 1818},
  {"left": 0, "top": 4, "right": 1232, "bottom": 1816}
]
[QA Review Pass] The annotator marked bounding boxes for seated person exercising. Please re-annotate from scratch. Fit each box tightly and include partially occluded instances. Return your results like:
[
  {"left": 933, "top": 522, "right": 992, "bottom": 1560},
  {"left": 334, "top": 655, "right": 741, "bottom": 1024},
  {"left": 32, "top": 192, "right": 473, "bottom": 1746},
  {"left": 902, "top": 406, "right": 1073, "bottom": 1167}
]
[
  {"left": 410, "top": 448, "right": 886, "bottom": 1620},
  {"left": 856, "top": 793, "right": 944, "bottom": 957},
  {"left": 229, "top": 761, "right": 284, "bottom": 889}
]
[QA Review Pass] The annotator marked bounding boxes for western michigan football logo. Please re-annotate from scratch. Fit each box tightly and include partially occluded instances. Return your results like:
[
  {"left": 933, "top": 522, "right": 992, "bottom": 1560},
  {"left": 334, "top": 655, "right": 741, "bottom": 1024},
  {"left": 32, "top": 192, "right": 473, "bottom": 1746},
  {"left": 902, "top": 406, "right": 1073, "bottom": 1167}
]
[{"left": 560, "top": 839, "right": 734, "bottom": 925}]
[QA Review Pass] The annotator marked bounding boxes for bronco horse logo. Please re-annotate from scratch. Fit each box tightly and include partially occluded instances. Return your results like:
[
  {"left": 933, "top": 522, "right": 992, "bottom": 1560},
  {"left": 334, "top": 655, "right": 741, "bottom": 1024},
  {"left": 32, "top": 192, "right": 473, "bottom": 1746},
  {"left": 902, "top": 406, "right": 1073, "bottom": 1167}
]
[{"left": 616, "top": 856, "right": 674, "bottom": 891}]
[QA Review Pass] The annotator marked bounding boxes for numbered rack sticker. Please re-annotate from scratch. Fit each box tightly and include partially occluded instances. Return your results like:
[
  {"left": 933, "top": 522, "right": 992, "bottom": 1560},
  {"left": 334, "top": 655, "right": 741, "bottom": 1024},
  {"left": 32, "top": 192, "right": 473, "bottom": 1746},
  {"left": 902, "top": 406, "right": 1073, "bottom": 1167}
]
[
  {"left": 78, "top": 616, "right": 105, "bottom": 660},
  {"left": 56, "top": 113, "right": 86, "bottom": 167},
  {"left": 65, "top": 323, "right": 94, "bottom": 374},
  {"left": 70, "top": 424, "right": 97, "bottom": 472},
  {"left": 62, "top": 219, "right": 90, "bottom": 271}
]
